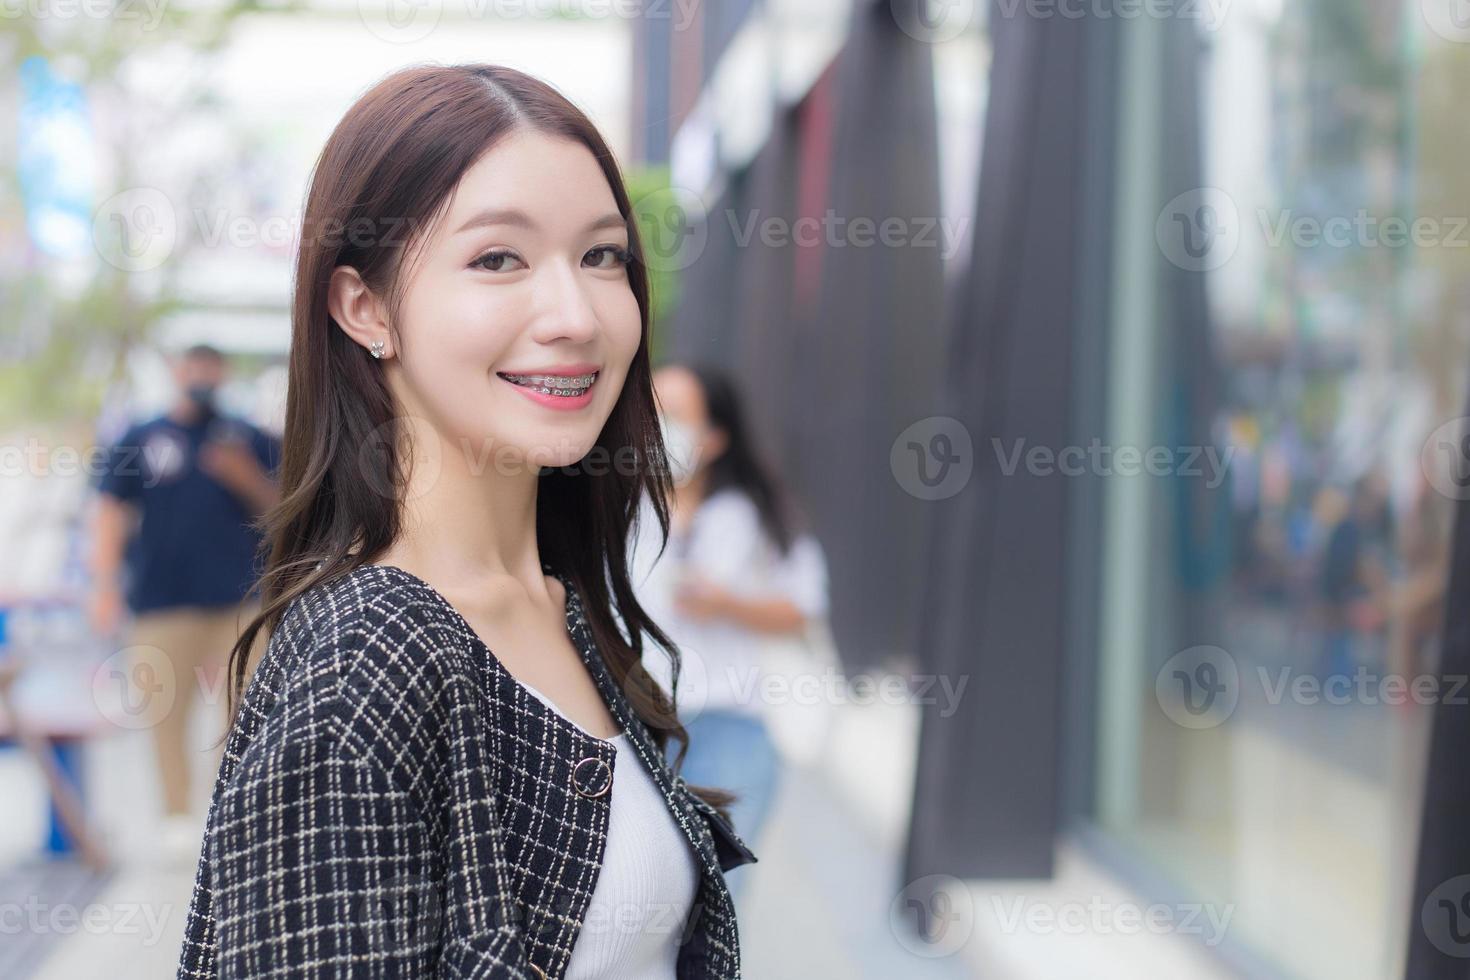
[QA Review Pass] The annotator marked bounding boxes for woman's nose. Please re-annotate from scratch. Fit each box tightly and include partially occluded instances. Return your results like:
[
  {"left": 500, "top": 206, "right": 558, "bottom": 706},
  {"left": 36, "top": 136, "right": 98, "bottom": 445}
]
[{"left": 533, "top": 261, "right": 601, "bottom": 341}]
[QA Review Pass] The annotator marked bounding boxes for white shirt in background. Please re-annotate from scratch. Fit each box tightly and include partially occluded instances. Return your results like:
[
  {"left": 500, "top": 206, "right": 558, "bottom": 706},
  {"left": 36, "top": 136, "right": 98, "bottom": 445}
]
[{"left": 628, "top": 487, "right": 830, "bottom": 719}]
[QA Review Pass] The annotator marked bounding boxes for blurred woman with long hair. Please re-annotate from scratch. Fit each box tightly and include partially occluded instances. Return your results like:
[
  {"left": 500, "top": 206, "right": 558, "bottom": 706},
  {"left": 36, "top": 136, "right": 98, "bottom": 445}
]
[
  {"left": 176, "top": 64, "right": 754, "bottom": 980},
  {"left": 630, "top": 362, "right": 832, "bottom": 905}
]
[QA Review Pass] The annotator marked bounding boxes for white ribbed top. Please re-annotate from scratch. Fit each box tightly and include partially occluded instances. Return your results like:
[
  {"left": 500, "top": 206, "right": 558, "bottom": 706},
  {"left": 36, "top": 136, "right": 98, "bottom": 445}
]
[{"left": 519, "top": 680, "right": 700, "bottom": 979}]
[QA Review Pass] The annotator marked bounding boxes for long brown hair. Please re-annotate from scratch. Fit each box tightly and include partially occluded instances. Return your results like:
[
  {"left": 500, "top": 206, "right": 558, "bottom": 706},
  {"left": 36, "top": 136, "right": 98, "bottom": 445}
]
[{"left": 221, "top": 64, "right": 731, "bottom": 815}]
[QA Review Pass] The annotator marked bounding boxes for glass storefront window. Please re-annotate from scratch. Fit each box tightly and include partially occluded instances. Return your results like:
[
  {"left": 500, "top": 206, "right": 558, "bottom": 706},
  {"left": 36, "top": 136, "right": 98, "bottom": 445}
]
[{"left": 1094, "top": 3, "right": 1466, "bottom": 977}]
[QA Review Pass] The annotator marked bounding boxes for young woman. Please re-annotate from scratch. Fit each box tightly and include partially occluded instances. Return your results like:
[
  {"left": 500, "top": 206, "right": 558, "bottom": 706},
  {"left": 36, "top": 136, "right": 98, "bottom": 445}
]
[
  {"left": 629, "top": 364, "right": 831, "bottom": 907},
  {"left": 176, "top": 65, "right": 755, "bottom": 980}
]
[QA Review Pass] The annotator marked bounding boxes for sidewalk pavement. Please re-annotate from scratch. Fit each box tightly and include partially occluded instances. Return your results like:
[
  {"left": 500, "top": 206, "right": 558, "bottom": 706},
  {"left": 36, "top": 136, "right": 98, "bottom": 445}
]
[{"left": 5, "top": 669, "right": 1243, "bottom": 980}]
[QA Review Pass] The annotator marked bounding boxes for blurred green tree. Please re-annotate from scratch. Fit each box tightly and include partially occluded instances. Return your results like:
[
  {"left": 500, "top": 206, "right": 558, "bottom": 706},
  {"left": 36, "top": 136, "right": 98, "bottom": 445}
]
[
  {"left": 623, "top": 164, "right": 683, "bottom": 365},
  {"left": 0, "top": 0, "right": 303, "bottom": 428}
]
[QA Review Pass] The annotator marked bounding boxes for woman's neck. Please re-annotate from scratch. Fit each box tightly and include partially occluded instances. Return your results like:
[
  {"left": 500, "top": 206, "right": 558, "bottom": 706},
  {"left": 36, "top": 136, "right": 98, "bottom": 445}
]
[{"left": 377, "top": 418, "right": 547, "bottom": 598}]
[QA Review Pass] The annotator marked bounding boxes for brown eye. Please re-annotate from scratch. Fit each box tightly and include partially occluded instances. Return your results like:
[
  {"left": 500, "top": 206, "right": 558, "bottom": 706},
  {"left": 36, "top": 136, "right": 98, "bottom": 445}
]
[
  {"left": 472, "top": 249, "right": 524, "bottom": 272},
  {"left": 584, "top": 245, "right": 631, "bottom": 269}
]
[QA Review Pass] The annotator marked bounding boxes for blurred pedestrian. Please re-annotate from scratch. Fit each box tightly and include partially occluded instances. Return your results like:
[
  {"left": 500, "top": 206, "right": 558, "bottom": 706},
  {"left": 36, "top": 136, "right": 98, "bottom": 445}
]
[
  {"left": 87, "top": 343, "right": 280, "bottom": 862},
  {"left": 1317, "top": 471, "right": 1391, "bottom": 679},
  {"left": 630, "top": 362, "right": 832, "bottom": 905}
]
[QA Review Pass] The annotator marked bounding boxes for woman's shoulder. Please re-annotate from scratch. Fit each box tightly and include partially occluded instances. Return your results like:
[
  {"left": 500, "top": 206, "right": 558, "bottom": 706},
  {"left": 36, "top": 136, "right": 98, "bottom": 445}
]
[
  {"left": 270, "top": 563, "right": 485, "bottom": 713},
  {"left": 230, "top": 563, "right": 488, "bottom": 786}
]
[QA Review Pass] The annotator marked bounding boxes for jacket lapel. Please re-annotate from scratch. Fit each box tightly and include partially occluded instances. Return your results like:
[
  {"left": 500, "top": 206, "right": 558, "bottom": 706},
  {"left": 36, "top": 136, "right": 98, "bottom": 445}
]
[{"left": 548, "top": 566, "right": 737, "bottom": 902}]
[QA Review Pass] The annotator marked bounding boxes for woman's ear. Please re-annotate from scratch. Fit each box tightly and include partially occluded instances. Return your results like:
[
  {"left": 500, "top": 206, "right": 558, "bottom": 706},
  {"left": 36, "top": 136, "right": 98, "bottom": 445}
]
[{"left": 328, "top": 265, "right": 393, "bottom": 359}]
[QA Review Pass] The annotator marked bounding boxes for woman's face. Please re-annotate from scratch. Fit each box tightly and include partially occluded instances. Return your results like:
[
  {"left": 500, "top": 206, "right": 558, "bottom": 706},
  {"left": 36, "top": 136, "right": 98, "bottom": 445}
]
[
  {"left": 384, "top": 129, "right": 642, "bottom": 473},
  {"left": 652, "top": 365, "right": 727, "bottom": 481}
]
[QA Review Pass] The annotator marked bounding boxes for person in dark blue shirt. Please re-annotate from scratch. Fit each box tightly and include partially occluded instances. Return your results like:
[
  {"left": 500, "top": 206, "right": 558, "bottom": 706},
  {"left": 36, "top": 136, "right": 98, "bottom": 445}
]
[{"left": 88, "top": 343, "right": 281, "bottom": 859}]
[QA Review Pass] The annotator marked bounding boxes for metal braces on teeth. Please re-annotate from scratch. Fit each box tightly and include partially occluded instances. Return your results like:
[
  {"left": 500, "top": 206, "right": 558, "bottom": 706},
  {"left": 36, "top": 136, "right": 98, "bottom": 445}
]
[{"left": 504, "top": 372, "right": 596, "bottom": 396}]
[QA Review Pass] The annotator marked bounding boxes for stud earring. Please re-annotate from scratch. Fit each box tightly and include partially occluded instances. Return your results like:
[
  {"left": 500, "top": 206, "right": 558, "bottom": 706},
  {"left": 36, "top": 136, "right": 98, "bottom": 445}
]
[{"left": 370, "top": 340, "right": 385, "bottom": 359}]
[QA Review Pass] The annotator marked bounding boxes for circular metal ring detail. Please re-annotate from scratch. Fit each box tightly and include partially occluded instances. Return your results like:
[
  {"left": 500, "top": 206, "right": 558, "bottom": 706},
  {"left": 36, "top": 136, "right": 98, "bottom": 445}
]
[{"left": 572, "top": 756, "right": 613, "bottom": 798}]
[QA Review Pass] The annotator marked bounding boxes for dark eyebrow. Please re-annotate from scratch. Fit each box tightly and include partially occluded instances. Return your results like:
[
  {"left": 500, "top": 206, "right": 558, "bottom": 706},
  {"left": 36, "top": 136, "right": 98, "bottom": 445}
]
[{"left": 453, "top": 207, "right": 626, "bottom": 236}]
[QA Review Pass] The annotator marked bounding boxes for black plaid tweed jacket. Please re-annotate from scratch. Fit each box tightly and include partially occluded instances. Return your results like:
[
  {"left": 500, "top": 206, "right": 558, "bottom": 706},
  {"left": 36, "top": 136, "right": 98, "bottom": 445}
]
[{"left": 176, "top": 561, "right": 757, "bottom": 979}]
